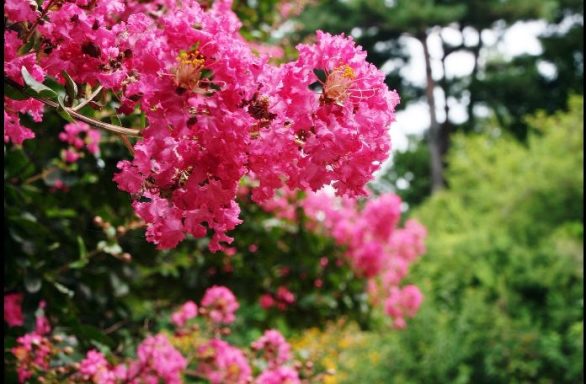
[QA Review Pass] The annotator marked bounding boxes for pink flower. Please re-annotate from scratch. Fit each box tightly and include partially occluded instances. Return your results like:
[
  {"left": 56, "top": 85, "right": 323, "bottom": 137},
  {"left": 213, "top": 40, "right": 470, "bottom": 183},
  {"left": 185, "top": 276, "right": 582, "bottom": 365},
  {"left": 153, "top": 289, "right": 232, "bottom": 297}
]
[
  {"left": 276, "top": 286, "right": 295, "bottom": 305},
  {"left": 259, "top": 294, "right": 275, "bottom": 309},
  {"left": 4, "top": 293, "right": 24, "bottom": 327},
  {"left": 170, "top": 300, "right": 198, "bottom": 327},
  {"left": 11, "top": 333, "right": 51, "bottom": 383},
  {"left": 251, "top": 330, "right": 292, "bottom": 368},
  {"left": 4, "top": 0, "right": 39, "bottom": 24},
  {"left": 384, "top": 285, "right": 423, "bottom": 329},
  {"left": 59, "top": 122, "right": 101, "bottom": 163},
  {"left": 134, "top": 334, "right": 187, "bottom": 384},
  {"left": 201, "top": 286, "right": 239, "bottom": 324},
  {"left": 79, "top": 350, "right": 116, "bottom": 384},
  {"left": 197, "top": 339, "right": 252, "bottom": 384},
  {"left": 34, "top": 315, "right": 51, "bottom": 336},
  {"left": 256, "top": 366, "right": 301, "bottom": 384},
  {"left": 63, "top": 149, "right": 82, "bottom": 163}
]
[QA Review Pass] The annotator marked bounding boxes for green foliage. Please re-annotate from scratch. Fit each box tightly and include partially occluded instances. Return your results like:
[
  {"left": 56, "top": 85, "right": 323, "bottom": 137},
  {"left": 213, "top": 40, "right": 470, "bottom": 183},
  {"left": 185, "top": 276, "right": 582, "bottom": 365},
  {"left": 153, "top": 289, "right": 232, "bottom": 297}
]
[{"left": 331, "top": 96, "right": 584, "bottom": 383}]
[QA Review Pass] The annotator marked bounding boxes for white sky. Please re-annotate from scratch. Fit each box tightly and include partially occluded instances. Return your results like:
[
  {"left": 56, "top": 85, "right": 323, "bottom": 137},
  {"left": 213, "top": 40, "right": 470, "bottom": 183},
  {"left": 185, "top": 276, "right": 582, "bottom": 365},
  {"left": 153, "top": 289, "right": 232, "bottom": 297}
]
[{"left": 388, "top": 21, "right": 548, "bottom": 153}]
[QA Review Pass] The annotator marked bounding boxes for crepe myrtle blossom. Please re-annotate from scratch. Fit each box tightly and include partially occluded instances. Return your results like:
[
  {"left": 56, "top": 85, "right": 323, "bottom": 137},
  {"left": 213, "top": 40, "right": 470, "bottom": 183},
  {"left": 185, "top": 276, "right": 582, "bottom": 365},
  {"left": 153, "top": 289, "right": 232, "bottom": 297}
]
[
  {"left": 261, "top": 189, "right": 426, "bottom": 326},
  {"left": 9, "top": 291, "right": 315, "bottom": 383},
  {"left": 251, "top": 329, "right": 292, "bottom": 368},
  {"left": 4, "top": 292, "right": 24, "bottom": 327},
  {"left": 200, "top": 285, "right": 239, "bottom": 324},
  {"left": 256, "top": 366, "right": 301, "bottom": 384},
  {"left": 59, "top": 122, "right": 101, "bottom": 163},
  {"left": 4, "top": 0, "right": 399, "bottom": 252},
  {"left": 170, "top": 300, "right": 198, "bottom": 327},
  {"left": 196, "top": 339, "right": 252, "bottom": 384},
  {"left": 384, "top": 285, "right": 424, "bottom": 329}
]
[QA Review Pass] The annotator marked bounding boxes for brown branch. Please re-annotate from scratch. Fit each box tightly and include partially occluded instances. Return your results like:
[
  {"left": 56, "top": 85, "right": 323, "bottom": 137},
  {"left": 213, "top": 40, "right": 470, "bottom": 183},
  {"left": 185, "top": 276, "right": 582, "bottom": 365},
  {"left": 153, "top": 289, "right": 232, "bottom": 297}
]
[
  {"left": 23, "top": 166, "right": 59, "bottom": 185},
  {"left": 71, "top": 85, "right": 103, "bottom": 111},
  {"left": 6, "top": 78, "right": 142, "bottom": 137}
]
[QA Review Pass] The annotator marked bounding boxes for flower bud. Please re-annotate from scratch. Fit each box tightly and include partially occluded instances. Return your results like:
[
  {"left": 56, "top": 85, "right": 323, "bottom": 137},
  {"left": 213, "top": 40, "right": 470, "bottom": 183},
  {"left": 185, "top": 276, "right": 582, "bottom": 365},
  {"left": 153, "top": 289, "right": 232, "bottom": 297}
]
[{"left": 93, "top": 216, "right": 104, "bottom": 227}]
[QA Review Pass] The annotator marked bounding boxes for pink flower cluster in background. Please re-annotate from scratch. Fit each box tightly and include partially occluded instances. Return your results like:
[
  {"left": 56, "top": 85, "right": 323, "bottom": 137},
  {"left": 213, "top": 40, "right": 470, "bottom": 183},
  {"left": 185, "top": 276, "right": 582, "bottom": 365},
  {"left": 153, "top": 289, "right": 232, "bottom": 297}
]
[
  {"left": 59, "top": 122, "right": 101, "bottom": 163},
  {"left": 79, "top": 334, "right": 187, "bottom": 384},
  {"left": 200, "top": 285, "right": 239, "bottom": 324},
  {"left": 5, "top": 0, "right": 399, "bottom": 252},
  {"left": 10, "top": 300, "right": 52, "bottom": 382},
  {"left": 259, "top": 285, "right": 297, "bottom": 311},
  {"left": 9, "top": 287, "right": 305, "bottom": 383},
  {"left": 170, "top": 300, "right": 198, "bottom": 328},
  {"left": 4, "top": 292, "right": 24, "bottom": 327},
  {"left": 384, "top": 285, "right": 424, "bottom": 329},
  {"left": 261, "top": 189, "right": 427, "bottom": 327}
]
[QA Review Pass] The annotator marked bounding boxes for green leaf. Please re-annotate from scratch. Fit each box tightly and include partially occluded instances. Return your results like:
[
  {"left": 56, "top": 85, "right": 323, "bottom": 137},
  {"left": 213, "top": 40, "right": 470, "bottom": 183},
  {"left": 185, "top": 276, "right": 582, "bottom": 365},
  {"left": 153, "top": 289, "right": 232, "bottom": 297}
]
[
  {"left": 69, "top": 236, "right": 89, "bottom": 269},
  {"left": 17, "top": 37, "right": 35, "bottom": 56},
  {"left": 110, "top": 114, "right": 122, "bottom": 127},
  {"left": 53, "top": 281, "right": 75, "bottom": 298},
  {"left": 71, "top": 324, "right": 115, "bottom": 348},
  {"left": 139, "top": 113, "right": 146, "bottom": 129},
  {"left": 21, "top": 66, "right": 57, "bottom": 99},
  {"left": 57, "top": 94, "right": 74, "bottom": 122},
  {"left": 313, "top": 68, "right": 327, "bottom": 83},
  {"left": 4, "top": 81, "right": 29, "bottom": 100},
  {"left": 62, "top": 70, "right": 78, "bottom": 106}
]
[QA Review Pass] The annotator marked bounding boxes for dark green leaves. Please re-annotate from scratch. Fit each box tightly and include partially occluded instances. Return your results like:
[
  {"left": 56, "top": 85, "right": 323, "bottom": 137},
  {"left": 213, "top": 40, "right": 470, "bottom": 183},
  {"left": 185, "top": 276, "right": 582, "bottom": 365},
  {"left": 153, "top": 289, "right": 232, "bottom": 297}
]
[{"left": 62, "top": 70, "right": 78, "bottom": 106}]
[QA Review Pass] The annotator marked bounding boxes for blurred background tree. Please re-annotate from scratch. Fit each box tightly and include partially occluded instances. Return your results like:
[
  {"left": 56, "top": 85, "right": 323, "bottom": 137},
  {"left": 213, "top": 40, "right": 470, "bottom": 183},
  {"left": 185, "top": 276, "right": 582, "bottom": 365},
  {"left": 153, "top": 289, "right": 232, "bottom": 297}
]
[
  {"left": 291, "top": 0, "right": 583, "bottom": 203},
  {"left": 293, "top": 95, "right": 583, "bottom": 384}
]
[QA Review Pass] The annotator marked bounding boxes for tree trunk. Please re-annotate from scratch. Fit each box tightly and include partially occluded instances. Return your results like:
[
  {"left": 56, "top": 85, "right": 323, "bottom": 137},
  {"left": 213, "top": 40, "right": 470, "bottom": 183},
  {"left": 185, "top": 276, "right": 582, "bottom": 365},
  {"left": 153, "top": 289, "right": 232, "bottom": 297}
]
[
  {"left": 419, "top": 32, "right": 445, "bottom": 192},
  {"left": 439, "top": 32, "right": 451, "bottom": 163},
  {"left": 467, "top": 29, "right": 482, "bottom": 131}
]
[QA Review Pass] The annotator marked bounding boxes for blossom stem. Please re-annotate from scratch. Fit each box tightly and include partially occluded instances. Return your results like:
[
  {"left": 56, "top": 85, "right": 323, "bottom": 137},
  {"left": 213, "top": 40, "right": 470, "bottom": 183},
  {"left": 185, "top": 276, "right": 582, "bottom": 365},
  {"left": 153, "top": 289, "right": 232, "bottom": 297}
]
[
  {"left": 22, "top": 167, "right": 59, "bottom": 185},
  {"left": 5, "top": 78, "right": 142, "bottom": 137},
  {"left": 71, "top": 85, "right": 103, "bottom": 111}
]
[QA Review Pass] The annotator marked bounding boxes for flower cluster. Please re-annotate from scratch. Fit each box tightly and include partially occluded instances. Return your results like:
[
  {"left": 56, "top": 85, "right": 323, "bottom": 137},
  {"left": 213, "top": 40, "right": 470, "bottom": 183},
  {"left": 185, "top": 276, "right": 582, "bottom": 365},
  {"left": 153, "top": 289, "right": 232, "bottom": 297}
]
[
  {"left": 5, "top": 0, "right": 399, "bottom": 252},
  {"left": 261, "top": 188, "right": 427, "bottom": 327},
  {"left": 384, "top": 285, "right": 424, "bottom": 329},
  {"left": 8, "top": 287, "right": 317, "bottom": 383},
  {"left": 200, "top": 285, "right": 239, "bottom": 324},
  {"left": 4, "top": 292, "right": 24, "bottom": 327},
  {"left": 258, "top": 285, "right": 296, "bottom": 311},
  {"left": 78, "top": 334, "right": 187, "bottom": 384},
  {"left": 170, "top": 300, "right": 198, "bottom": 328},
  {"left": 59, "top": 121, "right": 101, "bottom": 163},
  {"left": 196, "top": 339, "right": 252, "bottom": 384},
  {"left": 10, "top": 301, "right": 52, "bottom": 382},
  {"left": 251, "top": 329, "right": 293, "bottom": 368}
]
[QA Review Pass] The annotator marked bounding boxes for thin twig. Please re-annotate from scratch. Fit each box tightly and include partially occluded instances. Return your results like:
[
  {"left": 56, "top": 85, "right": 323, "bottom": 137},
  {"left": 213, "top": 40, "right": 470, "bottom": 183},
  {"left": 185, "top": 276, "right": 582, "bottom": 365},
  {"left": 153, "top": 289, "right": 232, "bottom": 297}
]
[
  {"left": 71, "top": 85, "right": 103, "bottom": 111},
  {"left": 6, "top": 78, "right": 142, "bottom": 137},
  {"left": 23, "top": 166, "right": 59, "bottom": 185},
  {"left": 117, "top": 134, "right": 135, "bottom": 155},
  {"left": 103, "top": 320, "right": 129, "bottom": 335}
]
